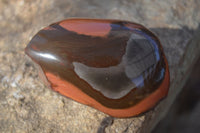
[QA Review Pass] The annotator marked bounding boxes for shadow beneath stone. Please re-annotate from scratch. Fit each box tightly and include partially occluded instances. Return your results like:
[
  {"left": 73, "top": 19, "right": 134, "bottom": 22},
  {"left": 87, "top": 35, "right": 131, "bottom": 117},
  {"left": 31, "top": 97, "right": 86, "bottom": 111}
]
[{"left": 152, "top": 57, "right": 200, "bottom": 133}]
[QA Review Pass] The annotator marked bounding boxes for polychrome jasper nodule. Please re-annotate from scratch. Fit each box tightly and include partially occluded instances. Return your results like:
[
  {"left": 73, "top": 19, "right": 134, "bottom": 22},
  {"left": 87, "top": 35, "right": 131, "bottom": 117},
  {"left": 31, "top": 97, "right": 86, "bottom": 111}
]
[{"left": 25, "top": 18, "right": 170, "bottom": 118}]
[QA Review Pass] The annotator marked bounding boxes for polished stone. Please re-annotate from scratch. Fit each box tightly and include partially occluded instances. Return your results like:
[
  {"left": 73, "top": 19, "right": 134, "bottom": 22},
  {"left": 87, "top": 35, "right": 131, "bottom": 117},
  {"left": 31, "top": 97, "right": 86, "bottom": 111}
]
[{"left": 25, "top": 18, "right": 170, "bottom": 118}]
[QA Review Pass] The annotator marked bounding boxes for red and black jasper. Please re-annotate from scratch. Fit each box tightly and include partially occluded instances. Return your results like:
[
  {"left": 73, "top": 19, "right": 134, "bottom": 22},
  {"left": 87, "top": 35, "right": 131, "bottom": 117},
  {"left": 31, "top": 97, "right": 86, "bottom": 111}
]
[{"left": 25, "top": 18, "right": 170, "bottom": 118}]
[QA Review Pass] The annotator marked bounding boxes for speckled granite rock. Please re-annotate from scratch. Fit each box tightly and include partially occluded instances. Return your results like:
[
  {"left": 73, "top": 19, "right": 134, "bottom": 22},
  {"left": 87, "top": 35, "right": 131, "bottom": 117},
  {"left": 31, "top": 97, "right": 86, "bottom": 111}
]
[{"left": 0, "top": 0, "right": 200, "bottom": 133}]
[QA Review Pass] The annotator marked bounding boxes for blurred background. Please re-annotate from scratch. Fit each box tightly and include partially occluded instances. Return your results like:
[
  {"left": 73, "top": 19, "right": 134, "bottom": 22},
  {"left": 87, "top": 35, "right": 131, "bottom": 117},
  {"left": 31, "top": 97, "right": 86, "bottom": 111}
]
[
  {"left": 0, "top": 0, "right": 199, "bottom": 133},
  {"left": 153, "top": 57, "right": 200, "bottom": 133}
]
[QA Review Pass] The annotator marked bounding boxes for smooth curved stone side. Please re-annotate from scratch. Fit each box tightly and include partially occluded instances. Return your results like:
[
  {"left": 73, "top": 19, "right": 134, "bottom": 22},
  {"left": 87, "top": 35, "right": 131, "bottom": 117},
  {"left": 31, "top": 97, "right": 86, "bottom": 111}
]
[{"left": 25, "top": 18, "right": 170, "bottom": 118}]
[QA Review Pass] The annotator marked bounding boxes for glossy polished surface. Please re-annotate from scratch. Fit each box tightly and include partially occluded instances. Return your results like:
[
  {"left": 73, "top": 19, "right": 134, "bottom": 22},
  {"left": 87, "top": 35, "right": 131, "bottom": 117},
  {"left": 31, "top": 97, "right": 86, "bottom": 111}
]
[{"left": 25, "top": 18, "right": 170, "bottom": 118}]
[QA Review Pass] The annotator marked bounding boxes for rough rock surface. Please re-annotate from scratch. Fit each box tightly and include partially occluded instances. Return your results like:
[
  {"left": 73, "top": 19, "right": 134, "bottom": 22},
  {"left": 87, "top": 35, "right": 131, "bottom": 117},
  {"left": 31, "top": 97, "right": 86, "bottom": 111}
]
[{"left": 0, "top": 0, "right": 200, "bottom": 133}]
